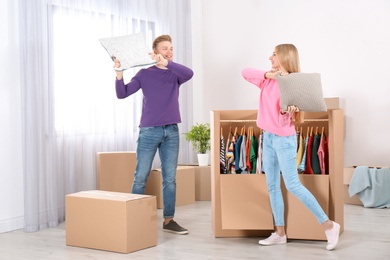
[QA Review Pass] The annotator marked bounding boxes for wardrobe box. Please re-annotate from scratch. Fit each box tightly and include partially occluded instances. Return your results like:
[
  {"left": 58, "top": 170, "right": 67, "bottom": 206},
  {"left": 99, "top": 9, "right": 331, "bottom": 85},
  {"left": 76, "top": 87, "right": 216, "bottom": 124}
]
[
  {"left": 66, "top": 190, "right": 157, "bottom": 254},
  {"left": 145, "top": 166, "right": 195, "bottom": 208},
  {"left": 343, "top": 167, "right": 363, "bottom": 206},
  {"left": 96, "top": 152, "right": 136, "bottom": 193}
]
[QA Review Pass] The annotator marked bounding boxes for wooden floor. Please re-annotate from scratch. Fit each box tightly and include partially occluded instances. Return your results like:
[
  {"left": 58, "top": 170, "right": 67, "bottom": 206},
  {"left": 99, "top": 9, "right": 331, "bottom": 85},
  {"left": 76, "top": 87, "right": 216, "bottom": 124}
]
[{"left": 1, "top": 202, "right": 389, "bottom": 260}]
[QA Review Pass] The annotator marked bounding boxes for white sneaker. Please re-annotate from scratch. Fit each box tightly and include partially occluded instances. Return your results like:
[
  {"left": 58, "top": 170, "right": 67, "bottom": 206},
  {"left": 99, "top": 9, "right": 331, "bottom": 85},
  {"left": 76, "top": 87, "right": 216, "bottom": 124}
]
[
  {"left": 325, "top": 221, "right": 340, "bottom": 250},
  {"left": 259, "top": 232, "right": 287, "bottom": 246}
]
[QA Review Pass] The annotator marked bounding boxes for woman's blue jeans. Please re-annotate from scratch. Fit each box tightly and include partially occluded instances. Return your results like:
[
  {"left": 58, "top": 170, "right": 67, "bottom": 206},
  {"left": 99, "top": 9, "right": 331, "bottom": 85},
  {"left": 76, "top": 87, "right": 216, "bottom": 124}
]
[
  {"left": 262, "top": 130, "right": 329, "bottom": 226},
  {"left": 131, "top": 124, "right": 179, "bottom": 219}
]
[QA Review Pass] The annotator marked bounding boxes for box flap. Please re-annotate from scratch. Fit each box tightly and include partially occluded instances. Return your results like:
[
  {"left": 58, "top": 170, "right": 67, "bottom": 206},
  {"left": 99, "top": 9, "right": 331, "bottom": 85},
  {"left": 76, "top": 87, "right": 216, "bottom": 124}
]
[{"left": 66, "top": 190, "right": 154, "bottom": 202}]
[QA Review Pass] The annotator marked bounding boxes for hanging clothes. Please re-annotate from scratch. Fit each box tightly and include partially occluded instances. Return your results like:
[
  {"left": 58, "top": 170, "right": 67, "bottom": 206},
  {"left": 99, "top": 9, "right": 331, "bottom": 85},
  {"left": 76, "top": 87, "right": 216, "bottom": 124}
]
[
  {"left": 298, "top": 135, "right": 308, "bottom": 173},
  {"left": 311, "top": 133, "right": 321, "bottom": 174},
  {"left": 227, "top": 134, "right": 236, "bottom": 173},
  {"left": 317, "top": 129, "right": 327, "bottom": 175},
  {"left": 220, "top": 129, "right": 227, "bottom": 174},
  {"left": 246, "top": 131, "right": 252, "bottom": 173},
  {"left": 239, "top": 134, "right": 247, "bottom": 173},
  {"left": 305, "top": 130, "right": 315, "bottom": 174},
  {"left": 250, "top": 135, "right": 258, "bottom": 173},
  {"left": 257, "top": 132, "right": 263, "bottom": 174},
  {"left": 296, "top": 131, "right": 304, "bottom": 168}
]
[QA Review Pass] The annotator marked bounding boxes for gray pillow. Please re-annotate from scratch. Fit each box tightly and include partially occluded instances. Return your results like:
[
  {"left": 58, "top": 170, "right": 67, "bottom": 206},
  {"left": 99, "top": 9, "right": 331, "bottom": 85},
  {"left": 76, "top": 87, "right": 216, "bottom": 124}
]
[
  {"left": 276, "top": 72, "right": 327, "bottom": 112},
  {"left": 99, "top": 33, "right": 156, "bottom": 71}
]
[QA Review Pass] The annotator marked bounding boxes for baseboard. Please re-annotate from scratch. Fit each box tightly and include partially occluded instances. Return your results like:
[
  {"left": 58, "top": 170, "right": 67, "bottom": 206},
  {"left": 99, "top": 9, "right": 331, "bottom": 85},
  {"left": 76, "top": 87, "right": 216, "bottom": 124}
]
[{"left": 0, "top": 215, "right": 24, "bottom": 233}]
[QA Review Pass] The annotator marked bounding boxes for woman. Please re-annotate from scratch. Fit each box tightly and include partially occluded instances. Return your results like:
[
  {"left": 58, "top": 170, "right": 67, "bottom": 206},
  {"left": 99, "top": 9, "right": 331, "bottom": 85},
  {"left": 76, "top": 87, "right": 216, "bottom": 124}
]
[
  {"left": 241, "top": 44, "right": 340, "bottom": 250},
  {"left": 114, "top": 34, "right": 194, "bottom": 235}
]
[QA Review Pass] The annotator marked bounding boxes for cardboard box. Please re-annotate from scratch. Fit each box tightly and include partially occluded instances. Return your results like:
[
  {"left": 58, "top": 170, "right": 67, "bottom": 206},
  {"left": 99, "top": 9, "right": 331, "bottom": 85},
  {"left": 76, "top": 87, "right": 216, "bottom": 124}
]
[
  {"left": 344, "top": 167, "right": 363, "bottom": 206},
  {"left": 66, "top": 190, "right": 157, "bottom": 254},
  {"left": 145, "top": 166, "right": 195, "bottom": 209},
  {"left": 195, "top": 166, "right": 211, "bottom": 201},
  {"left": 179, "top": 164, "right": 211, "bottom": 201},
  {"left": 96, "top": 152, "right": 136, "bottom": 193}
]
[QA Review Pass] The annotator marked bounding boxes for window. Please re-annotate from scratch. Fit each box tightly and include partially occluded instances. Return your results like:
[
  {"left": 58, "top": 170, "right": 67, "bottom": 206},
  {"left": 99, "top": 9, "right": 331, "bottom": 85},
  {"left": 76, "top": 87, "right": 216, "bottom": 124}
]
[{"left": 51, "top": 6, "right": 155, "bottom": 134}]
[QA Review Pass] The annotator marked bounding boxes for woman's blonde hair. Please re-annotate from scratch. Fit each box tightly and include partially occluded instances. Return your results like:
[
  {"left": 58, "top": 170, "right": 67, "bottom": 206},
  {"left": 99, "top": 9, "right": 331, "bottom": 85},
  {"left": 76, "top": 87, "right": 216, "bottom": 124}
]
[
  {"left": 275, "top": 44, "right": 301, "bottom": 73},
  {"left": 152, "top": 34, "right": 172, "bottom": 51}
]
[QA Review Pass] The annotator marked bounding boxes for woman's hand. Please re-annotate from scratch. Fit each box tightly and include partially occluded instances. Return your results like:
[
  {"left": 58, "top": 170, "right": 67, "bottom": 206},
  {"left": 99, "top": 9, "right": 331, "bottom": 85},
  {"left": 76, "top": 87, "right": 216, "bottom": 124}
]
[
  {"left": 265, "top": 70, "right": 280, "bottom": 79},
  {"left": 281, "top": 105, "right": 300, "bottom": 115},
  {"left": 265, "top": 69, "right": 289, "bottom": 79}
]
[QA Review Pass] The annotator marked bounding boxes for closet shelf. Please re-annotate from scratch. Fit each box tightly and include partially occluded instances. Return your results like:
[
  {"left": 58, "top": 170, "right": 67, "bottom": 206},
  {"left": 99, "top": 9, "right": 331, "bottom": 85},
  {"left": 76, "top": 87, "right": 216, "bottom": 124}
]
[{"left": 220, "top": 120, "right": 257, "bottom": 123}]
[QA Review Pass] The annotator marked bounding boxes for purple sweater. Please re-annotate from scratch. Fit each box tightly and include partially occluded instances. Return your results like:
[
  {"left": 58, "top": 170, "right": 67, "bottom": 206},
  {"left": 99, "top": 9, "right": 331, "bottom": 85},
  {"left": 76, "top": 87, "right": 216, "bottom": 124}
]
[{"left": 116, "top": 61, "right": 193, "bottom": 127}]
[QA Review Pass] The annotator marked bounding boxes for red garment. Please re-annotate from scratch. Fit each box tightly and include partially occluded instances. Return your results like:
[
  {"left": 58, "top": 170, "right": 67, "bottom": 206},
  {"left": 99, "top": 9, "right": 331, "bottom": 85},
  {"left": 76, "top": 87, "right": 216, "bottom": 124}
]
[
  {"left": 246, "top": 137, "right": 252, "bottom": 173},
  {"left": 305, "top": 135, "right": 314, "bottom": 174},
  {"left": 317, "top": 134, "right": 327, "bottom": 175}
]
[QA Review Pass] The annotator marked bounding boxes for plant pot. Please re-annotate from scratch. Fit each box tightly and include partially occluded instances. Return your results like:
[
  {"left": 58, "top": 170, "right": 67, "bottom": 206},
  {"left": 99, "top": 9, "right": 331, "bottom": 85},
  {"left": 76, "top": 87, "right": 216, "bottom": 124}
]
[{"left": 197, "top": 153, "right": 209, "bottom": 166}]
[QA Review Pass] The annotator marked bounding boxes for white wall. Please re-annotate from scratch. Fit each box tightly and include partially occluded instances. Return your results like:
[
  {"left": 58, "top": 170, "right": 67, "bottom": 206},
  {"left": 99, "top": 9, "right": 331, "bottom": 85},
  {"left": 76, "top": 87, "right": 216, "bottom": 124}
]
[
  {"left": 0, "top": 0, "right": 24, "bottom": 232},
  {"left": 2, "top": 0, "right": 390, "bottom": 233},
  {"left": 194, "top": 0, "right": 390, "bottom": 167}
]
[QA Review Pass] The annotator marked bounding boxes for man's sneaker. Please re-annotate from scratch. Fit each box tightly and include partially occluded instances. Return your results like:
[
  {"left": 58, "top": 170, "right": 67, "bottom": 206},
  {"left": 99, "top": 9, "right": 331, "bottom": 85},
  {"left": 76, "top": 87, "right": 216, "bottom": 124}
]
[
  {"left": 163, "top": 220, "right": 189, "bottom": 235},
  {"left": 258, "top": 232, "right": 287, "bottom": 246},
  {"left": 325, "top": 221, "right": 340, "bottom": 250}
]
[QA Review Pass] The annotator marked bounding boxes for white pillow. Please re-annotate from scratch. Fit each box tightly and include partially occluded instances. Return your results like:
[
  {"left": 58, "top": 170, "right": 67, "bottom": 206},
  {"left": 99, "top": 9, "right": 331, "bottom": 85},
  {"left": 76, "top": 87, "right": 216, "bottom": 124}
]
[
  {"left": 276, "top": 72, "right": 327, "bottom": 112},
  {"left": 99, "top": 33, "right": 156, "bottom": 71}
]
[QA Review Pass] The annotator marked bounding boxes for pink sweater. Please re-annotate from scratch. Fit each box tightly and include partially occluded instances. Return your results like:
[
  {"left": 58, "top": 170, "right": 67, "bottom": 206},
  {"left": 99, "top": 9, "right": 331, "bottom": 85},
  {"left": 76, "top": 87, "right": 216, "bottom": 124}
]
[{"left": 242, "top": 68, "right": 295, "bottom": 137}]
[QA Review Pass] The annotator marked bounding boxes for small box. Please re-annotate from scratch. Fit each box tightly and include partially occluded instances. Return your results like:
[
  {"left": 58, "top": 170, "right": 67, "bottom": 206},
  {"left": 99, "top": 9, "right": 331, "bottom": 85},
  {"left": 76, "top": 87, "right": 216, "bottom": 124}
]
[
  {"left": 344, "top": 167, "right": 363, "bottom": 206},
  {"left": 145, "top": 166, "right": 195, "bottom": 209},
  {"left": 96, "top": 152, "right": 136, "bottom": 193},
  {"left": 66, "top": 190, "right": 157, "bottom": 254}
]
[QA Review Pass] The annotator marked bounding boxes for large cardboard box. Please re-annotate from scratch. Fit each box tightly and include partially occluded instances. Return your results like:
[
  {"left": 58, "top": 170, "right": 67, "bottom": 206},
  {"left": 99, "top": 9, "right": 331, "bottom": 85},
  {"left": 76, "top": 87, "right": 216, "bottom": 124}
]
[
  {"left": 344, "top": 167, "right": 363, "bottom": 206},
  {"left": 96, "top": 152, "right": 136, "bottom": 193},
  {"left": 66, "top": 190, "right": 157, "bottom": 254},
  {"left": 145, "top": 166, "right": 195, "bottom": 209}
]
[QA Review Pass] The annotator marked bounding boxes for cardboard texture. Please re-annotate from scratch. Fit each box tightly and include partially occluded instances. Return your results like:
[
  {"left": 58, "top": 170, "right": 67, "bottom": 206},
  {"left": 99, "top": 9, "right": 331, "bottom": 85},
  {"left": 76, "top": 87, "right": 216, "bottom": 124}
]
[
  {"left": 145, "top": 166, "right": 195, "bottom": 209},
  {"left": 343, "top": 167, "right": 363, "bottom": 206},
  {"left": 179, "top": 164, "right": 211, "bottom": 201},
  {"left": 66, "top": 190, "right": 157, "bottom": 254},
  {"left": 283, "top": 175, "right": 329, "bottom": 240},
  {"left": 96, "top": 152, "right": 136, "bottom": 193},
  {"left": 194, "top": 166, "right": 212, "bottom": 201},
  {"left": 220, "top": 174, "right": 274, "bottom": 230}
]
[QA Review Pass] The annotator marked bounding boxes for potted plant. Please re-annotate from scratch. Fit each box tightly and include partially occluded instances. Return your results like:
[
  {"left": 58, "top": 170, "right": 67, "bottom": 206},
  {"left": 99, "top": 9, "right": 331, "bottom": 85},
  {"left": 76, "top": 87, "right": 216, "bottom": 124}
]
[{"left": 184, "top": 123, "right": 211, "bottom": 166}]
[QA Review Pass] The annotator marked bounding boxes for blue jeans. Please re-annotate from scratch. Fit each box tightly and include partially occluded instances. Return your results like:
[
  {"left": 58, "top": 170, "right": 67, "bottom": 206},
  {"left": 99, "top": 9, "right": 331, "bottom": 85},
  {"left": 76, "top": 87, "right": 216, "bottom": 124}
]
[
  {"left": 131, "top": 124, "right": 179, "bottom": 219},
  {"left": 262, "top": 131, "right": 329, "bottom": 226}
]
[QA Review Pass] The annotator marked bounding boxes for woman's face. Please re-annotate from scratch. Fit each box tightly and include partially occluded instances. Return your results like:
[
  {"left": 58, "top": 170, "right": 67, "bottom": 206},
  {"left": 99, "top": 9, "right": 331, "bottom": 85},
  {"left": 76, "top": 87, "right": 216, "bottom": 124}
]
[
  {"left": 269, "top": 49, "right": 281, "bottom": 70},
  {"left": 155, "top": 41, "right": 173, "bottom": 61}
]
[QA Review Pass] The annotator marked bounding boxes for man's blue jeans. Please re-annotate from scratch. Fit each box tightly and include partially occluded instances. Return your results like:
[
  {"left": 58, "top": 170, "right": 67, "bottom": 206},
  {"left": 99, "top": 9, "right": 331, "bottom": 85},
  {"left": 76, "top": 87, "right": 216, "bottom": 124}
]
[
  {"left": 131, "top": 124, "right": 179, "bottom": 219},
  {"left": 262, "top": 130, "right": 329, "bottom": 226}
]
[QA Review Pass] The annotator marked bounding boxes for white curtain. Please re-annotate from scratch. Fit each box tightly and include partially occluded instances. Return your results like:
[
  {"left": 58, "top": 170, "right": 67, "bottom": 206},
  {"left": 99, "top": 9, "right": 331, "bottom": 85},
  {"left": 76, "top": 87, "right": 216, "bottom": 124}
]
[{"left": 19, "top": 0, "right": 192, "bottom": 232}]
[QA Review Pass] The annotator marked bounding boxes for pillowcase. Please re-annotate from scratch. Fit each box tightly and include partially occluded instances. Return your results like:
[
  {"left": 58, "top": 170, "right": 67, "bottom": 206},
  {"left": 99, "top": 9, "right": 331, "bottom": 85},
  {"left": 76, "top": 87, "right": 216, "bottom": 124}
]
[
  {"left": 99, "top": 33, "right": 156, "bottom": 71},
  {"left": 276, "top": 72, "right": 327, "bottom": 112}
]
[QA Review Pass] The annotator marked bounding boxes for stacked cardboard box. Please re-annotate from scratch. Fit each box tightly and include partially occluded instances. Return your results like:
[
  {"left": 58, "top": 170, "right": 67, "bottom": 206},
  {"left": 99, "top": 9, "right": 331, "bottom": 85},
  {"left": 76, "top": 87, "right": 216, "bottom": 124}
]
[
  {"left": 96, "top": 152, "right": 196, "bottom": 208},
  {"left": 145, "top": 166, "right": 195, "bottom": 208},
  {"left": 194, "top": 166, "right": 211, "bottom": 201},
  {"left": 96, "top": 152, "right": 136, "bottom": 193}
]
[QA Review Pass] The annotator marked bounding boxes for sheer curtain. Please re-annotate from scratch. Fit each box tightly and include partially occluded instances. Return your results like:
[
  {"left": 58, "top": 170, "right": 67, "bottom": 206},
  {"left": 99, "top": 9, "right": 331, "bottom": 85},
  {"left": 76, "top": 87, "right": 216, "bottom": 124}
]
[{"left": 19, "top": 0, "right": 192, "bottom": 232}]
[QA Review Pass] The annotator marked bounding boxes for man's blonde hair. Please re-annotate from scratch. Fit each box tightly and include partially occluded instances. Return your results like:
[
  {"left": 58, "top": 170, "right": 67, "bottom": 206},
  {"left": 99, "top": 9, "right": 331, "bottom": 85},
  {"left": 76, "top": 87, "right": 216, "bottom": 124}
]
[{"left": 152, "top": 35, "right": 172, "bottom": 51}]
